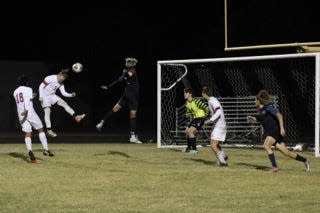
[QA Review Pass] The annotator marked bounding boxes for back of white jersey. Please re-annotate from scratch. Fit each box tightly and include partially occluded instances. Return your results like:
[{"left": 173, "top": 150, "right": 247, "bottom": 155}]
[
  {"left": 40, "top": 75, "right": 62, "bottom": 96},
  {"left": 208, "top": 97, "right": 226, "bottom": 130},
  {"left": 13, "top": 86, "right": 35, "bottom": 121}
]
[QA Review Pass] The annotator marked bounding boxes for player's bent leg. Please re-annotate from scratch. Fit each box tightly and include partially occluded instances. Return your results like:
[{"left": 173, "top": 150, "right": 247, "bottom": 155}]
[
  {"left": 276, "top": 142, "right": 310, "bottom": 172},
  {"left": 211, "top": 140, "right": 227, "bottom": 166},
  {"left": 96, "top": 103, "right": 122, "bottom": 131}
]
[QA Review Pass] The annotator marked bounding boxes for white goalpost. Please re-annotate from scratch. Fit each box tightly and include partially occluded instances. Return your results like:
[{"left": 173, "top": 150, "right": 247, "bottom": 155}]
[{"left": 157, "top": 52, "right": 320, "bottom": 157}]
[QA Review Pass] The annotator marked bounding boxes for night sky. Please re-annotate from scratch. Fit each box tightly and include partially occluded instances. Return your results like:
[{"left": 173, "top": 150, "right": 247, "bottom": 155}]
[{"left": 1, "top": 1, "right": 319, "bottom": 137}]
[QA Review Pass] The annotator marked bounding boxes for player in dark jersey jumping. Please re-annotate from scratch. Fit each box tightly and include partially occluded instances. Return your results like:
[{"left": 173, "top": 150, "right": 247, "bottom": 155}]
[
  {"left": 247, "top": 90, "right": 310, "bottom": 173},
  {"left": 96, "top": 57, "right": 142, "bottom": 143}
]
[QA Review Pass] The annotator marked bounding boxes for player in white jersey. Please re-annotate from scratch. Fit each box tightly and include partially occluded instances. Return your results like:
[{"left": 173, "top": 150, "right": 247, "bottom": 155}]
[
  {"left": 202, "top": 86, "right": 229, "bottom": 166},
  {"left": 13, "top": 76, "right": 54, "bottom": 163},
  {"left": 39, "top": 69, "right": 85, "bottom": 137}
]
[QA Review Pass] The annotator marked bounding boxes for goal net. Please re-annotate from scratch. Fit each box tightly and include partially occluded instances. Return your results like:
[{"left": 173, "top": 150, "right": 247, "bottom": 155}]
[{"left": 157, "top": 53, "right": 320, "bottom": 157}]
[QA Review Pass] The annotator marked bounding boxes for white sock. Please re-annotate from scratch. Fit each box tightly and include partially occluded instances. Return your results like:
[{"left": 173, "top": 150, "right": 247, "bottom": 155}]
[
  {"left": 39, "top": 132, "right": 48, "bottom": 150},
  {"left": 57, "top": 99, "right": 75, "bottom": 116},
  {"left": 25, "top": 137, "right": 32, "bottom": 151},
  {"left": 44, "top": 107, "right": 52, "bottom": 129},
  {"left": 221, "top": 150, "right": 226, "bottom": 158},
  {"left": 217, "top": 151, "right": 226, "bottom": 164}
]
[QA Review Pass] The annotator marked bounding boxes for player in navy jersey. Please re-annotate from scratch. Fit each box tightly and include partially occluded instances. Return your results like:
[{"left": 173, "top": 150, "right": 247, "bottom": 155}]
[
  {"left": 96, "top": 57, "right": 142, "bottom": 143},
  {"left": 247, "top": 90, "right": 310, "bottom": 172}
]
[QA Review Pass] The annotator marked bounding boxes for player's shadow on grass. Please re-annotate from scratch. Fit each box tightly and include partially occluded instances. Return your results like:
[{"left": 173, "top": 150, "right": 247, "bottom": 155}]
[
  {"left": 187, "top": 158, "right": 215, "bottom": 166},
  {"left": 236, "top": 162, "right": 270, "bottom": 171},
  {"left": 8, "top": 152, "right": 44, "bottom": 163},
  {"left": 105, "top": 151, "right": 131, "bottom": 158},
  {"left": 8, "top": 152, "right": 28, "bottom": 162}
]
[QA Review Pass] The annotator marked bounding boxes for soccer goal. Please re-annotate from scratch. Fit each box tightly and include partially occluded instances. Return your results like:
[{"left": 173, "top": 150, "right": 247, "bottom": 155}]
[{"left": 157, "top": 53, "right": 320, "bottom": 157}]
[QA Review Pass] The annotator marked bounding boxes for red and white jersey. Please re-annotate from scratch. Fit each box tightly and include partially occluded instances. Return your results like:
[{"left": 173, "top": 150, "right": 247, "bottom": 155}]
[
  {"left": 39, "top": 75, "right": 72, "bottom": 97},
  {"left": 13, "top": 86, "right": 36, "bottom": 121},
  {"left": 208, "top": 96, "right": 226, "bottom": 130}
]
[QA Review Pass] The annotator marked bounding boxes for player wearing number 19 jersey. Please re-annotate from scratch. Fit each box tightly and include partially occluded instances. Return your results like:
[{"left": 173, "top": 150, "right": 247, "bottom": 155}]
[{"left": 13, "top": 76, "right": 54, "bottom": 163}]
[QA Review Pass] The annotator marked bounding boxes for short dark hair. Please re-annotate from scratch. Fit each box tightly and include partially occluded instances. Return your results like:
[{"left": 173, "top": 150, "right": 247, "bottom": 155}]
[
  {"left": 184, "top": 88, "right": 194, "bottom": 96},
  {"left": 59, "top": 69, "right": 69, "bottom": 78},
  {"left": 202, "top": 86, "right": 213, "bottom": 96},
  {"left": 18, "top": 75, "right": 29, "bottom": 86}
]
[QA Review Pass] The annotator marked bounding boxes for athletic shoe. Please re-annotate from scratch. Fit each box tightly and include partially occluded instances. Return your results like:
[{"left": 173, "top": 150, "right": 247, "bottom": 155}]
[
  {"left": 304, "top": 159, "right": 310, "bottom": 172},
  {"left": 29, "top": 151, "right": 36, "bottom": 163},
  {"left": 96, "top": 120, "right": 104, "bottom": 131},
  {"left": 269, "top": 167, "right": 278, "bottom": 173},
  {"left": 218, "top": 162, "right": 228, "bottom": 167},
  {"left": 224, "top": 155, "right": 229, "bottom": 161},
  {"left": 43, "top": 149, "right": 55, "bottom": 157},
  {"left": 47, "top": 130, "right": 57, "bottom": 137},
  {"left": 183, "top": 147, "right": 192, "bottom": 153},
  {"left": 187, "top": 149, "right": 198, "bottom": 154},
  {"left": 75, "top": 114, "right": 86, "bottom": 123},
  {"left": 129, "top": 136, "right": 143, "bottom": 144}
]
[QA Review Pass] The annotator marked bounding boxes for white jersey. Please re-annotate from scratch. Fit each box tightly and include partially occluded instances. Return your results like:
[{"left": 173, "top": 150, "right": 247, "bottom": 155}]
[
  {"left": 39, "top": 75, "right": 72, "bottom": 98},
  {"left": 208, "top": 96, "right": 226, "bottom": 131},
  {"left": 13, "top": 86, "right": 36, "bottom": 121}
]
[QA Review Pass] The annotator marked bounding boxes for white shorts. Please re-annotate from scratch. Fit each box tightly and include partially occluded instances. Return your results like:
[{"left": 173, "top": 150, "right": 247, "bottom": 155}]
[
  {"left": 21, "top": 113, "right": 43, "bottom": 132},
  {"left": 211, "top": 128, "right": 227, "bottom": 142},
  {"left": 41, "top": 95, "right": 61, "bottom": 108}
]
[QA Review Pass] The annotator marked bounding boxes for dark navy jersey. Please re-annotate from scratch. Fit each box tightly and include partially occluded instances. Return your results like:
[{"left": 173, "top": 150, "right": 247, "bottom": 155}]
[
  {"left": 124, "top": 67, "right": 139, "bottom": 91},
  {"left": 255, "top": 104, "right": 280, "bottom": 137}
]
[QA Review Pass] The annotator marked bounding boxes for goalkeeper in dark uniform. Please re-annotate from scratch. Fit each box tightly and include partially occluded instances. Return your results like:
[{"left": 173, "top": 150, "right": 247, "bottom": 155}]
[
  {"left": 96, "top": 57, "right": 142, "bottom": 143},
  {"left": 184, "top": 88, "right": 209, "bottom": 153}
]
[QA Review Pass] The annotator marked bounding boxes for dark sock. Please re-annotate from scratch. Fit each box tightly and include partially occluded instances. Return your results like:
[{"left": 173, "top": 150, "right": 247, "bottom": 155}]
[
  {"left": 187, "top": 138, "right": 191, "bottom": 149},
  {"left": 189, "top": 137, "right": 197, "bottom": 150},
  {"left": 130, "top": 118, "right": 136, "bottom": 133},
  {"left": 47, "top": 128, "right": 52, "bottom": 131},
  {"left": 72, "top": 113, "right": 76, "bottom": 118},
  {"left": 268, "top": 153, "right": 277, "bottom": 168},
  {"left": 295, "top": 154, "right": 307, "bottom": 163},
  {"left": 103, "top": 110, "right": 114, "bottom": 122}
]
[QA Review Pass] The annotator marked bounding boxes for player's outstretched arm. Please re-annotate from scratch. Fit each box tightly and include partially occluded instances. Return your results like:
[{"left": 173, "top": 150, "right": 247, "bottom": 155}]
[
  {"left": 247, "top": 115, "right": 257, "bottom": 122},
  {"left": 59, "top": 85, "right": 74, "bottom": 97}
]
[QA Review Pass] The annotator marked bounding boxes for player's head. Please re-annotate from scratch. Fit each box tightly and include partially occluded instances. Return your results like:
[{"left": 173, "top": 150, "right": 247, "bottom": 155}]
[
  {"left": 18, "top": 75, "right": 29, "bottom": 86},
  {"left": 57, "top": 69, "right": 69, "bottom": 83},
  {"left": 125, "top": 57, "right": 138, "bottom": 68},
  {"left": 184, "top": 88, "right": 194, "bottom": 100},
  {"left": 256, "top": 90, "right": 272, "bottom": 106},
  {"left": 201, "top": 86, "right": 213, "bottom": 99}
]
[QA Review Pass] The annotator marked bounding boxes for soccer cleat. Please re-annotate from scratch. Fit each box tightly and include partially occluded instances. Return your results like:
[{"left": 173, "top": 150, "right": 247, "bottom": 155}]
[
  {"left": 43, "top": 149, "right": 55, "bottom": 157},
  {"left": 28, "top": 151, "right": 36, "bottom": 163},
  {"left": 129, "top": 136, "right": 143, "bottom": 144},
  {"left": 183, "top": 147, "right": 192, "bottom": 153},
  {"left": 96, "top": 120, "right": 104, "bottom": 131},
  {"left": 47, "top": 130, "right": 57, "bottom": 137},
  {"left": 304, "top": 159, "right": 310, "bottom": 172},
  {"left": 218, "top": 162, "right": 228, "bottom": 167},
  {"left": 269, "top": 167, "right": 278, "bottom": 173},
  {"left": 224, "top": 155, "right": 229, "bottom": 161},
  {"left": 75, "top": 114, "right": 86, "bottom": 123},
  {"left": 187, "top": 149, "right": 198, "bottom": 154}
]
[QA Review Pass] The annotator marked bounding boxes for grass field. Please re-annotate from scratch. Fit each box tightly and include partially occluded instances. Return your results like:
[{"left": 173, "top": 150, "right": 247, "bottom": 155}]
[{"left": 0, "top": 143, "right": 319, "bottom": 212}]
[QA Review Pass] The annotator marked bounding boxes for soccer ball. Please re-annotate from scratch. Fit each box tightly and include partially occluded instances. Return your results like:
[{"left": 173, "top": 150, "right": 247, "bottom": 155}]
[{"left": 72, "top": 63, "right": 83, "bottom": 73}]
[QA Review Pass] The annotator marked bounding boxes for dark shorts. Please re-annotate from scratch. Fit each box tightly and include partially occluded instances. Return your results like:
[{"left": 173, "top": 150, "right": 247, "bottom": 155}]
[
  {"left": 118, "top": 89, "right": 139, "bottom": 110},
  {"left": 188, "top": 117, "right": 205, "bottom": 131},
  {"left": 265, "top": 132, "right": 285, "bottom": 144}
]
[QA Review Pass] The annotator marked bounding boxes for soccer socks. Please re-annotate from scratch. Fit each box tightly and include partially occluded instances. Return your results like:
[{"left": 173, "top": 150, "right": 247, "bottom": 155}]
[
  {"left": 295, "top": 154, "right": 307, "bottom": 163},
  {"left": 130, "top": 118, "right": 136, "bottom": 135},
  {"left": 102, "top": 110, "right": 114, "bottom": 122},
  {"left": 57, "top": 99, "right": 75, "bottom": 116},
  {"left": 44, "top": 107, "right": 52, "bottom": 129},
  {"left": 268, "top": 153, "right": 278, "bottom": 168},
  {"left": 189, "top": 137, "right": 197, "bottom": 150},
  {"left": 25, "top": 137, "right": 32, "bottom": 151},
  {"left": 39, "top": 132, "right": 48, "bottom": 150},
  {"left": 217, "top": 151, "right": 227, "bottom": 164}
]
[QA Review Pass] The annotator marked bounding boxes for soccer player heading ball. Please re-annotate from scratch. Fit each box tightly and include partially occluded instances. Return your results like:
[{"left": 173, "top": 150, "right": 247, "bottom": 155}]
[
  {"left": 38, "top": 69, "right": 86, "bottom": 137},
  {"left": 13, "top": 76, "right": 54, "bottom": 163},
  {"left": 96, "top": 57, "right": 142, "bottom": 143},
  {"left": 247, "top": 90, "right": 310, "bottom": 172}
]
